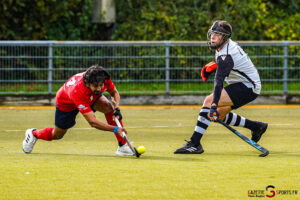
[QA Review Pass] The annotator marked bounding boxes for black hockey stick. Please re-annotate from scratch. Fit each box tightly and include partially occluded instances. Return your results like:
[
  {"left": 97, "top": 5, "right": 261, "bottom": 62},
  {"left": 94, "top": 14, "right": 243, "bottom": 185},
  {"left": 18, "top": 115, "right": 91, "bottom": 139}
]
[
  {"left": 214, "top": 117, "right": 269, "bottom": 157},
  {"left": 114, "top": 118, "right": 141, "bottom": 158}
]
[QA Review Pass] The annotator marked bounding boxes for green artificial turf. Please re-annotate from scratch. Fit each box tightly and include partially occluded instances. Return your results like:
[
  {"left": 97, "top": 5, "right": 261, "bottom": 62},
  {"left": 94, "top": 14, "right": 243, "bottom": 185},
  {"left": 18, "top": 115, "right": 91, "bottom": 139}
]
[{"left": 0, "top": 106, "right": 299, "bottom": 200}]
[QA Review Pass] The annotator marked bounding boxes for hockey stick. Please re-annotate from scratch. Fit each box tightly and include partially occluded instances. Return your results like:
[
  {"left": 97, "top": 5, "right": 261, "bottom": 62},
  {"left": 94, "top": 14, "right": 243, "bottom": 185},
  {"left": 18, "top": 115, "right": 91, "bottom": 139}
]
[
  {"left": 214, "top": 117, "right": 269, "bottom": 157},
  {"left": 114, "top": 118, "right": 141, "bottom": 158}
]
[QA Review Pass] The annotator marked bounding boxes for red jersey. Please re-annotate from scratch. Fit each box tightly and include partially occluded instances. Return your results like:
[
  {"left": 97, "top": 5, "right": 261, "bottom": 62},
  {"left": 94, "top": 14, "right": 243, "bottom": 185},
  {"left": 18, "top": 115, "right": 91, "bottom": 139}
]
[{"left": 56, "top": 72, "right": 115, "bottom": 113}]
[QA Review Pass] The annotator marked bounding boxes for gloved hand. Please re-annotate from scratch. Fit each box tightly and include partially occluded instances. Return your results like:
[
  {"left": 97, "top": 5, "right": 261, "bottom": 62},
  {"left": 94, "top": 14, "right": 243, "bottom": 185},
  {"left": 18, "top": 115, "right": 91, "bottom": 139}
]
[
  {"left": 201, "top": 61, "right": 217, "bottom": 82},
  {"left": 113, "top": 107, "right": 123, "bottom": 121},
  {"left": 209, "top": 105, "right": 219, "bottom": 119}
]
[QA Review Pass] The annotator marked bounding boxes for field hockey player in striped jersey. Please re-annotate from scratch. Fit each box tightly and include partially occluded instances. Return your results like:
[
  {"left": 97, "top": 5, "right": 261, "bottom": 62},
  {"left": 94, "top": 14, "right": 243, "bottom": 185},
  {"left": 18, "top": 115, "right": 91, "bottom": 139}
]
[{"left": 174, "top": 20, "right": 268, "bottom": 154}]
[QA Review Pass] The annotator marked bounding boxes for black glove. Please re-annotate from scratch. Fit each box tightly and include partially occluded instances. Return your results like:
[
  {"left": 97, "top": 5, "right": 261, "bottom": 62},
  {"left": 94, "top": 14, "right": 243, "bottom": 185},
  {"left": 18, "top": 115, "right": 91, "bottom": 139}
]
[
  {"left": 209, "top": 105, "right": 219, "bottom": 119},
  {"left": 113, "top": 107, "right": 123, "bottom": 121}
]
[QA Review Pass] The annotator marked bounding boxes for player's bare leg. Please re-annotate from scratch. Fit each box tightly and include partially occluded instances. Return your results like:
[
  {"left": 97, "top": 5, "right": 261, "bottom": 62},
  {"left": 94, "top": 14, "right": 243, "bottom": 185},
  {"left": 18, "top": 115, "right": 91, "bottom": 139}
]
[
  {"left": 203, "top": 89, "right": 233, "bottom": 121},
  {"left": 52, "top": 126, "right": 68, "bottom": 140},
  {"left": 93, "top": 95, "right": 114, "bottom": 113}
]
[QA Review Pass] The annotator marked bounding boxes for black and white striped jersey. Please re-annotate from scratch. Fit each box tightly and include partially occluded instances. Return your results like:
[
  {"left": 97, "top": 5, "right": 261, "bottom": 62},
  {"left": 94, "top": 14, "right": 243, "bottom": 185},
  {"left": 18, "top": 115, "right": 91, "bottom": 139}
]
[{"left": 215, "top": 39, "right": 261, "bottom": 95}]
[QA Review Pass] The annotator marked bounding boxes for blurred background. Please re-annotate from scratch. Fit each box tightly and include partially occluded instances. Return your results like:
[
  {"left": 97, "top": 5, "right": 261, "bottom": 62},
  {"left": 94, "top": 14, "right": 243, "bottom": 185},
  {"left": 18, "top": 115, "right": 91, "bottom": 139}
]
[{"left": 0, "top": 0, "right": 299, "bottom": 104}]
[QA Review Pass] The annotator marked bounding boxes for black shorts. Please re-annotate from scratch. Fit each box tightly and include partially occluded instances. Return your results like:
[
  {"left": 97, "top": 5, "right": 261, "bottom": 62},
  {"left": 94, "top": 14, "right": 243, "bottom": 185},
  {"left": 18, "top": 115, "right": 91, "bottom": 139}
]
[
  {"left": 55, "top": 106, "right": 79, "bottom": 129},
  {"left": 224, "top": 82, "right": 258, "bottom": 109},
  {"left": 55, "top": 95, "right": 102, "bottom": 129}
]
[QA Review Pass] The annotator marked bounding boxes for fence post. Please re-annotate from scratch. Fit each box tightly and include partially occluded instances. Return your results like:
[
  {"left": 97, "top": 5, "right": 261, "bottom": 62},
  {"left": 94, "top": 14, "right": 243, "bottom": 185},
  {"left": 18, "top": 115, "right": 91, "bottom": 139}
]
[
  {"left": 283, "top": 41, "right": 288, "bottom": 98},
  {"left": 48, "top": 43, "right": 53, "bottom": 94},
  {"left": 165, "top": 41, "right": 171, "bottom": 95}
]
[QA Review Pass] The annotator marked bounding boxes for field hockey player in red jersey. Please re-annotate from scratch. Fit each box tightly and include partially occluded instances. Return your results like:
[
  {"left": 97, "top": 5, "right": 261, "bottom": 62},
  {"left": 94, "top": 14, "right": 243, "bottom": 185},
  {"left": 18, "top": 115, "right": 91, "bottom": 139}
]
[{"left": 22, "top": 65, "right": 134, "bottom": 156}]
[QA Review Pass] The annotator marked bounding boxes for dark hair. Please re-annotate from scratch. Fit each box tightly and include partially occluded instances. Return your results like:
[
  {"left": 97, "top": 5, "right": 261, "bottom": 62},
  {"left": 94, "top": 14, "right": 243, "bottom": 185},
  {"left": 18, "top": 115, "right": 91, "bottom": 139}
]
[{"left": 83, "top": 65, "right": 110, "bottom": 84}]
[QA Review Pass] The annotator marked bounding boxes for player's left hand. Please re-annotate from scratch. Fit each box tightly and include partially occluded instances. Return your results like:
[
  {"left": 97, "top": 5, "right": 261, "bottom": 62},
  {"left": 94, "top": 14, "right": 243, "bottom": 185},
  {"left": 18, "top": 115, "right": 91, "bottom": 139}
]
[
  {"left": 113, "top": 107, "right": 123, "bottom": 121},
  {"left": 201, "top": 61, "right": 217, "bottom": 82},
  {"left": 208, "top": 105, "right": 219, "bottom": 121}
]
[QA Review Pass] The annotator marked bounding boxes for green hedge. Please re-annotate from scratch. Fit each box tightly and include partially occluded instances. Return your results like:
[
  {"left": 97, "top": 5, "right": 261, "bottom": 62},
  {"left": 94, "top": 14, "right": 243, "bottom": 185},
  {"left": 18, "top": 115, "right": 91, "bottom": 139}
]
[
  {"left": 1, "top": 0, "right": 97, "bottom": 40},
  {"left": 1, "top": 0, "right": 299, "bottom": 40},
  {"left": 113, "top": 0, "right": 300, "bottom": 41}
]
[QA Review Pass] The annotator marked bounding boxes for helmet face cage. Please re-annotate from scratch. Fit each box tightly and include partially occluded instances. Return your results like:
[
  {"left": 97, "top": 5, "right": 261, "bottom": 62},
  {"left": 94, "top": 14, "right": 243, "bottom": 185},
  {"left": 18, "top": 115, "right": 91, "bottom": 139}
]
[{"left": 207, "top": 21, "right": 231, "bottom": 50}]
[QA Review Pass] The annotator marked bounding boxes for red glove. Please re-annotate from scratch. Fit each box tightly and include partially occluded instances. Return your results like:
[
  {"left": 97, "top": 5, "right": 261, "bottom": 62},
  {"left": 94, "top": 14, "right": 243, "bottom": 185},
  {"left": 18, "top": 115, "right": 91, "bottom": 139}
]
[{"left": 201, "top": 61, "right": 217, "bottom": 82}]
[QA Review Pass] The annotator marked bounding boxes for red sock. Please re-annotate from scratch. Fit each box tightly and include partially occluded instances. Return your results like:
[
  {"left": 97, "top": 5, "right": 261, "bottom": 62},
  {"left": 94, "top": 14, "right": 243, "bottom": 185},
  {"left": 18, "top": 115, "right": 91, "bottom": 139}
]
[
  {"left": 33, "top": 127, "right": 54, "bottom": 141},
  {"left": 105, "top": 111, "right": 126, "bottom": 146}
]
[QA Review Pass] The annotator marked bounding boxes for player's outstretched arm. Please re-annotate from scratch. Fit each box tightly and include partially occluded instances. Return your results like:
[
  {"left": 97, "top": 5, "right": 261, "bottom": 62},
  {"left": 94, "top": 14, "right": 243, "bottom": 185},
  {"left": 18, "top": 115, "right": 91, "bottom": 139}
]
[{"left": 82, "top": 111, "right": 126, "bottom": 137}]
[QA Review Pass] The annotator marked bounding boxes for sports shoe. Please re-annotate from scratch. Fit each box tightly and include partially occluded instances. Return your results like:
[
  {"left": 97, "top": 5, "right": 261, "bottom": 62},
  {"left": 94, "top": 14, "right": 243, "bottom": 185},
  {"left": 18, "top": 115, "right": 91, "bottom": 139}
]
[
  {"left": 22, "top": 128, "right": 37, "bottom": 153},
  {"left": 174, "top": 140, "right": 204, "bottom": 154},
  {"left": 116, "top": 143, "right": 134, "bottom": 156},
  {"left": 251, "top": 122, "right": 268, "bottom": 143}
]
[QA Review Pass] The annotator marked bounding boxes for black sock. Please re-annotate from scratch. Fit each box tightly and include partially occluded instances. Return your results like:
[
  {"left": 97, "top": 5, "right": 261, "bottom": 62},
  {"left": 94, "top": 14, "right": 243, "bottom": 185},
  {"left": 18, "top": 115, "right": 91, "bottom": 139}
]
[
  {"left": 118, "top": 141, "right": 123, "bottom": 147},
  {"left": 244, "top": 119, "right": 259, "bottom": 130},
  {"left": 191, "top": 133, "right": 203, "bottom": 145}
]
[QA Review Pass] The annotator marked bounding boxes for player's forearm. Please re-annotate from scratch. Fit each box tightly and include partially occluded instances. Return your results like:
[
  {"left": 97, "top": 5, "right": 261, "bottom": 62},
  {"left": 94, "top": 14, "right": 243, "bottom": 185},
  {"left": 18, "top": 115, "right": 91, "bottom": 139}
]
[
  {"left": 110, "top": 89, "right": 121, "bottom": 108},
  {"left": 113, "top": 95, "right": 120, "bottom": 108},
  {"left": 212, "top": 78, "right": 223, "bottom": 105},
  {"left": 83, "top": 112, "right": 116, "bottom": 132},
  {"left": 89, "top": 119, "right": 115, "bottom": 132}
]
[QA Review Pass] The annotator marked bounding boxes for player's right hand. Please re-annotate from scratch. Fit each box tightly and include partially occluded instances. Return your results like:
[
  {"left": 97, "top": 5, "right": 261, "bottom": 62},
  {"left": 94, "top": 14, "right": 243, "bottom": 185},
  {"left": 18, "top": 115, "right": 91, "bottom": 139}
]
[
  {"left": 201, "top": 61, "right": 217, "bottom": 82},
  {"left": 208, "top": 105, "right": 219, "bottom": 121},
  {"left": 116, "top": 127, "right": 127, "bottom": 138},
  {"left": 113, "top": 107, "right": 123, "bottom": 121}
]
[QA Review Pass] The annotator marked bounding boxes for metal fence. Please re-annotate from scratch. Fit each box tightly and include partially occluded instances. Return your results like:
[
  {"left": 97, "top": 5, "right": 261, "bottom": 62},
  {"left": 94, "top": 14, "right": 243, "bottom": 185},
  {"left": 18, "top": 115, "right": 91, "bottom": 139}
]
[{"left": 0, "top": 41, "right": 299, "bottom": 95}]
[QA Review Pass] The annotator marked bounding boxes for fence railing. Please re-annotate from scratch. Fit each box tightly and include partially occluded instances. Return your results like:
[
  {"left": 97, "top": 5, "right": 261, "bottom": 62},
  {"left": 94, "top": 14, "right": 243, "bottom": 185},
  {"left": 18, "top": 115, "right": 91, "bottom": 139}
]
[{"left": 0, "top": 41, "right": 299, "bottom": 95}]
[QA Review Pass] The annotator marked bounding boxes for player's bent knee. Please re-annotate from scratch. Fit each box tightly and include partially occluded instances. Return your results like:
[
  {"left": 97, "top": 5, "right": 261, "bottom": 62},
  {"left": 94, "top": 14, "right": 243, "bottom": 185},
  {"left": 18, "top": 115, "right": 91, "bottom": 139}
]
[
  {"left": 203, "top": 95, "right": 213, "bottom": 107},
  {"left": 218, "top": 113, "right": 226, "bottom": 121},
  {"left": 94, "top": 101, "right": 114, "bottom": 113},
  {"left": 103, "top": 104, "right": 114, "bottom": 114}
]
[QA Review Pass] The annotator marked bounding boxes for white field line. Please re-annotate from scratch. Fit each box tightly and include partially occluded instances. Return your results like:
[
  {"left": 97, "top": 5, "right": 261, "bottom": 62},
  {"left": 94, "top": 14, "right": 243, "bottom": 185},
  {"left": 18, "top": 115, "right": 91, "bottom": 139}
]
[{"left": 3, "top": 123, "right": 293, "bottom": 132}]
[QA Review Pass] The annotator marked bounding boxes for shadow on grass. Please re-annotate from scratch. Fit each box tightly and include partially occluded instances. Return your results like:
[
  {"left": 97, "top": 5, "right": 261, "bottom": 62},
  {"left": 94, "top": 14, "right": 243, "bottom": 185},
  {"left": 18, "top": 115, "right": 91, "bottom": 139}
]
[
  {"left": 128, "top": 155, "right": 205, "bottom": 162},
  {"left": 31, "top": 150, "right": 300, "bottom": 160},
  {"left": 200, "top": 151, "right": 270, "bottom": 157},
  {"left": 31, "top": 152, "right": 206, "bottom": 162},
  {"left": 202, "top": 151, "right": 300, "bottom": 158},
  {"left": 267, "top": 151, "right": 300, "bottom": 157}
]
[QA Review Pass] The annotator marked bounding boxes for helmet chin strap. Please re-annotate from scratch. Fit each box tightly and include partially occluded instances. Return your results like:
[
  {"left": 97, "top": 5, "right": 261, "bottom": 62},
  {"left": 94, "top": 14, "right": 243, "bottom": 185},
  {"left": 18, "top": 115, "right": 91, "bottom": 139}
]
[{"left": 208, "top": 39, "right": 228, "bottom": 50}]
